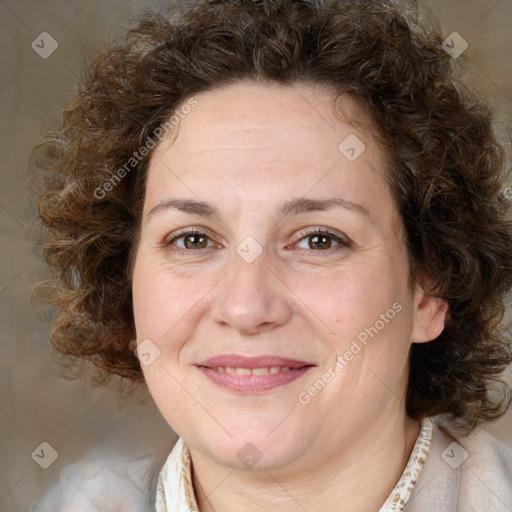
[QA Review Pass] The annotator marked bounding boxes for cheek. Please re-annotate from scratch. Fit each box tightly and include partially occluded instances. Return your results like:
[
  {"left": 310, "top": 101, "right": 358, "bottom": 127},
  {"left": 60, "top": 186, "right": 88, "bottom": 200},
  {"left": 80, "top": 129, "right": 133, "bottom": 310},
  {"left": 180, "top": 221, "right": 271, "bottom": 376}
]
[
  {"left": 296, "top": 253, "right": 412, "bottom": 392},
  {"left": 133, "top": 256, "right": 193, "bottom": 337},
  {"left": 302, "top": 267, "right": 412, "bottom": 417},
  {"left": 132, "top": 255, "right": 217, "bottom": 377},
  {"left": 296, "top": 262, "right": 403, "bottom": 340}
]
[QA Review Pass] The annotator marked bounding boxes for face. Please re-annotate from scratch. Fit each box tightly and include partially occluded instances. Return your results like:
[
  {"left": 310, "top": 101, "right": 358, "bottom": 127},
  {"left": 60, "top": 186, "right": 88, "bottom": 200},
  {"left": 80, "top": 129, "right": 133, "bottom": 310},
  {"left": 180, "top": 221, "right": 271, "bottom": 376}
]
[{"left": 131, "top": 81, "right": 444, "bottom": 472}]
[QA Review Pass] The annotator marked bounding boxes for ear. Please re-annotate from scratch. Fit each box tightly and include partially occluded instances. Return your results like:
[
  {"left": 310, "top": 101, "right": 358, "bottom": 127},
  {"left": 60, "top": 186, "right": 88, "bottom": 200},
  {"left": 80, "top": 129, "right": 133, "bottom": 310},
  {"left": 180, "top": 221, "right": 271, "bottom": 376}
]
[{"left": 410, "top": 276, "right": 448, "bottom": 344}]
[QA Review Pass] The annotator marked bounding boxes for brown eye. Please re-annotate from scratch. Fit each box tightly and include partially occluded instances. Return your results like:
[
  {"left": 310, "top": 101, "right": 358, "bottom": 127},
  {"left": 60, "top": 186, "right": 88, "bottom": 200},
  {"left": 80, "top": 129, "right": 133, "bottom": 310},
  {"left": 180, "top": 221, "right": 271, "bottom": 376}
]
[
  {"left": 307, "top": 233, "right": 335, "bottom": 250},
  {"left": 182, "top": 233, "right": 209, "bottom": 249},
  {"left": 167, "top": 230, "right": 214, "bottom": 251},
  {"left": 295, "top": 229, "right": 351, "bottom": 252}
]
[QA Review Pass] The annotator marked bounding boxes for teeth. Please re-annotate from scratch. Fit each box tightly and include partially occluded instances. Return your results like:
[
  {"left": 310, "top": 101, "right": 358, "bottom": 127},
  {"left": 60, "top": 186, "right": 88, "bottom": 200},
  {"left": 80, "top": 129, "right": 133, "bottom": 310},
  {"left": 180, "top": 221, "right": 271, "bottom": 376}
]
[
  {"left": 251, "top": 367, "right": 269, "bottom": 375},
  {"left": 211, "top": 366, "right": 297, "bottom": 375}
]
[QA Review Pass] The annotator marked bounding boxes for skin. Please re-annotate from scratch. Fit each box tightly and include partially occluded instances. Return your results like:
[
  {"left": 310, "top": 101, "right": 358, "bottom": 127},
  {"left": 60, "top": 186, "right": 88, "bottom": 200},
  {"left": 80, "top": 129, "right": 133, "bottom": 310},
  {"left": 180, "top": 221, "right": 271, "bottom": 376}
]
[{"left": 131, "top": 80, "right": 447, "bottom": 512}]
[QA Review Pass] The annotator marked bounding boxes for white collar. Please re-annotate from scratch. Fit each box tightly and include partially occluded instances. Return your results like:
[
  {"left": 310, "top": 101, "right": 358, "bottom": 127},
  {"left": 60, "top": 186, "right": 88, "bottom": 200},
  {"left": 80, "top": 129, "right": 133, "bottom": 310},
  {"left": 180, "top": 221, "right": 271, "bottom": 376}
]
[{"left": 155, "top": 418, "right": 434, "bottom": 512}]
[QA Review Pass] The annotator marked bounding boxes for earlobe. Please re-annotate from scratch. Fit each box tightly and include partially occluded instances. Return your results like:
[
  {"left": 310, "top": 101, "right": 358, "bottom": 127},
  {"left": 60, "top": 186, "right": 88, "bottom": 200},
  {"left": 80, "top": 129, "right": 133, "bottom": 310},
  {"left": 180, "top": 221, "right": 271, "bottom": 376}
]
[{"left": 410, "top": 282, "right": 449, "bottom": 344}]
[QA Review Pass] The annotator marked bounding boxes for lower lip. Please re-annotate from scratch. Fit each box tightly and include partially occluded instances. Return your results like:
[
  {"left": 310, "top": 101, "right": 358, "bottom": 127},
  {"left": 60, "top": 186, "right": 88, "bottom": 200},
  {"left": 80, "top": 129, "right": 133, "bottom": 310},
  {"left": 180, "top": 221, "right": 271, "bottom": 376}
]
[{"left": 198, "top": 366, "right": 314, "bottom": 393}]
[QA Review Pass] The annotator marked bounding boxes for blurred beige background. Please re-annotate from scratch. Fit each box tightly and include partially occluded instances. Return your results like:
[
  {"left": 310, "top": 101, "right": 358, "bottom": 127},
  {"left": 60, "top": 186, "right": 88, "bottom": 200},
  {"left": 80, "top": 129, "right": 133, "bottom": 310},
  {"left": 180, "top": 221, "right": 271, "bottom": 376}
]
[{"left": 1, "top": 0, "right": 511, "bottom": 510}]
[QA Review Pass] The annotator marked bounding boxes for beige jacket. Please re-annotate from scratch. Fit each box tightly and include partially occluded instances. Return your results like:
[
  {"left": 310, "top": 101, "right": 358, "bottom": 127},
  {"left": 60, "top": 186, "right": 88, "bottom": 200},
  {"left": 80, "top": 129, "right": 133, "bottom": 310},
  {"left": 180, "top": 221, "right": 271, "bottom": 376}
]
[
  {"left": 31, "top": 417, "right": 512, "bottom": 511},
  {"left": 405, "top": 420, "right": 512, "bottom": 511}
]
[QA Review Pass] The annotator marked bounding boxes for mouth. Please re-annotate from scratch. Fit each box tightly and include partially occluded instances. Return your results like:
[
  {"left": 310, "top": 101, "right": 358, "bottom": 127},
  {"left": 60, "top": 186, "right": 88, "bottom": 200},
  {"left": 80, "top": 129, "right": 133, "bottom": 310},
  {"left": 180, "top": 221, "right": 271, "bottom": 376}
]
[
  {"left": 196, "top": 354, "right": 315, "bottom": 393},
  {"left": 205, "top": 365, "right": 302, "bottom": 375}
]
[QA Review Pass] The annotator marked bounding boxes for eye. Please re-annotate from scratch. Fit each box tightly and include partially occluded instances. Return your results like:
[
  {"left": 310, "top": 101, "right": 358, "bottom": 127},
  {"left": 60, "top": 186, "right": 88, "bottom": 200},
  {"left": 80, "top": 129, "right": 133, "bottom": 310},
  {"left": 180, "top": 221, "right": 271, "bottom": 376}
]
[
  {"left": 294, "top": 228, "right": 351, "bottom": 253},
  {"left": 163, "top": 227, "right": 351, "bottom": 256},
  {"left": 166, "top": 228, "right": 215, "bottom": 252}
]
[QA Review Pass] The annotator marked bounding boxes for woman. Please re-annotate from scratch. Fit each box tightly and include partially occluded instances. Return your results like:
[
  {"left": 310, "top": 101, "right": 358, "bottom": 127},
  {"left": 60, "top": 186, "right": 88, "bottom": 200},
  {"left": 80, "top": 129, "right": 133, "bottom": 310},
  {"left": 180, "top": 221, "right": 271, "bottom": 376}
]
[{"left": 31, "top": 0, "right": 512, "bottom": 510}]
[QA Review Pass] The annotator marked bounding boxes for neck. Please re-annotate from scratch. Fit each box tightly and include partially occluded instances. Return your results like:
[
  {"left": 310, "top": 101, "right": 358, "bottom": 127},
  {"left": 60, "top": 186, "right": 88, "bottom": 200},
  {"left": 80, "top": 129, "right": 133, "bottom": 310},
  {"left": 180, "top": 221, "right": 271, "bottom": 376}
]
[{"left": 190, "top": 413, "right": 421, "bottom": 512}]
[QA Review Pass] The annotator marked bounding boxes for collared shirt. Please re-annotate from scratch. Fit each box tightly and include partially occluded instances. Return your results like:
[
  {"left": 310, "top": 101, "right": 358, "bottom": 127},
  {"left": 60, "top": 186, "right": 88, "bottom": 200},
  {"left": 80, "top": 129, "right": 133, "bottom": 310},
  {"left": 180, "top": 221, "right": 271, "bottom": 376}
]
[{"left": 155, "top": 418, "right": 434, "bottom": 512}]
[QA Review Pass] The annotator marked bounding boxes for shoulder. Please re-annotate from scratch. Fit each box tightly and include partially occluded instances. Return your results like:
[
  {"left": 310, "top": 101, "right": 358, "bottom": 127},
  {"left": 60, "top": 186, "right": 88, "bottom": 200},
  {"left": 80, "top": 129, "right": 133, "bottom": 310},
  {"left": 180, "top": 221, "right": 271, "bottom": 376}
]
[
  {"left": 405, "top": 417, "right": 512, "bottom": 512},
  {"left": 456, "top": 422, "right": 512, "bottom": 510},
  {"left": 30, "top": 439, "right": 177, "bottom": 512}
]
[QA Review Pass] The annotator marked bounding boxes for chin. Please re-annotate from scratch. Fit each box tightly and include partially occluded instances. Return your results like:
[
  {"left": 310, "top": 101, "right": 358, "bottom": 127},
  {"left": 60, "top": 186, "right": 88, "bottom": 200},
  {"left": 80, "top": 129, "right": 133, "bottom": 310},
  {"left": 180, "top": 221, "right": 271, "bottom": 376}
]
[{"left": 190, "top": 423, "right": 314, "bottom": 472}]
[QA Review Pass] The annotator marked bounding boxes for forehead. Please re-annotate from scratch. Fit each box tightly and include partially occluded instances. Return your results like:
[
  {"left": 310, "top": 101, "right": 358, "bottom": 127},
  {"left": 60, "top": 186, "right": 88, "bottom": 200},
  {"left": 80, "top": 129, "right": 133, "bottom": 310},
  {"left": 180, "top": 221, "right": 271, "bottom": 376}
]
[
  {"left": 143, "top": 81, "right": 396, "bottom": 229},
  {"left": 155, "top": 81, "right": 378, "bottom": 159}
]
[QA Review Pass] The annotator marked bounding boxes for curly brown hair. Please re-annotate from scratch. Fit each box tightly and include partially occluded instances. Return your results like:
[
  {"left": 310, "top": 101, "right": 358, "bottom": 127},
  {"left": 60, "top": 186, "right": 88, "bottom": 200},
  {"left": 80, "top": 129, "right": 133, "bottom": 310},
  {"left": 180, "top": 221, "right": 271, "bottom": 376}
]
[{"left": 30, "top": 0, "right": 512, "bottom": 433}]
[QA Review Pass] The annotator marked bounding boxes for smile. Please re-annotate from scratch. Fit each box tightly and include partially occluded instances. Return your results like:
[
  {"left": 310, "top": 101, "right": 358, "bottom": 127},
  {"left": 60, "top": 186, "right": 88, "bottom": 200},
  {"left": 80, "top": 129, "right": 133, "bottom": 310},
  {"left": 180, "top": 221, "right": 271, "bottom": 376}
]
[
  {"left": 197, "top": 355, "right": 315, "bottom": 392},
  {"left": 209, "top": 366, "right": 294, "bottom": 375}
]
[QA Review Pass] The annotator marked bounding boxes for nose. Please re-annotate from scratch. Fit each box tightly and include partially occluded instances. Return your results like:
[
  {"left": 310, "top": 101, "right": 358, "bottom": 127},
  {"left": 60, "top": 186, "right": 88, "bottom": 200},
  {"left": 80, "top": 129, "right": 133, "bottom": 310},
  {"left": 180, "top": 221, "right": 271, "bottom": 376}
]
[{"left": 210, "top": 251, "right": 293, "bottom": 336}]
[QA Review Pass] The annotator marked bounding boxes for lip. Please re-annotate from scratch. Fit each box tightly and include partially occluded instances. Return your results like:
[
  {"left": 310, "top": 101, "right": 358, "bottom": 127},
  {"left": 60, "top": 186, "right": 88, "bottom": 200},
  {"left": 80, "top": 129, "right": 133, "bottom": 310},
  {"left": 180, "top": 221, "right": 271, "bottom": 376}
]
[
  {"left": 198, "top": 354, "right": 314, "bottom": 369},
  {"left": 196, "top": 354, "right": 316, "bottom": 393}
]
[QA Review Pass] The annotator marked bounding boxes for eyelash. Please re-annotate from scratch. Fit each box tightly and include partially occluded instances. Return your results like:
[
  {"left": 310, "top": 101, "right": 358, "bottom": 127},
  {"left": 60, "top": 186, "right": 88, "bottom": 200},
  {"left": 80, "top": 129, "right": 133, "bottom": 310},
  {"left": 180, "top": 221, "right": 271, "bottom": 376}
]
[
  {"left": 295, "top": 228, "right": 352, "bottom": 254},
  {"left": 164, "top": 227, "right": 352, "bottom": 256}
]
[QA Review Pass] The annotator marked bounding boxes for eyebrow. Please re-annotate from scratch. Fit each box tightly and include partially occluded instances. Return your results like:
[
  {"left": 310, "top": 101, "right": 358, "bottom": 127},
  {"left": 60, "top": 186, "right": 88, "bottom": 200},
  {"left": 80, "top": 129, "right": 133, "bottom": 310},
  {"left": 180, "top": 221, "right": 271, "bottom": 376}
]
[{"left": 146, "top": 196, "right": 372, "bottom": 222}]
